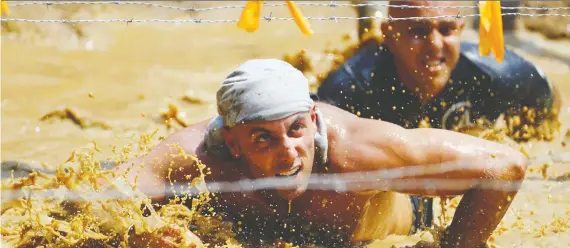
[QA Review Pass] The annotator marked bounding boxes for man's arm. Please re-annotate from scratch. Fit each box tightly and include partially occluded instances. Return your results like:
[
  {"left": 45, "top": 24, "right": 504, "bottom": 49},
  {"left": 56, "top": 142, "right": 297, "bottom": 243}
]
[
  {"left": 337, "top": 111, "right": 527, "bottom": 248},
  {"left": 110, "top": 120, "right": 212, "bottom": 201},
  {"left": 343, "top": 118, "right": 527, "bottom": 191}
]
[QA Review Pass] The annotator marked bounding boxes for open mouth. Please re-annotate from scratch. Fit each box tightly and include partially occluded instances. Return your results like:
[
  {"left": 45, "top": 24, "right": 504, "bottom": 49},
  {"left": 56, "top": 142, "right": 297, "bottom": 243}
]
[
  {"left": 276, "top": 166, "right": 302, "bottom": 177},
  {"left": 424, "top": 57, "right": 446, "bottom": 73}
]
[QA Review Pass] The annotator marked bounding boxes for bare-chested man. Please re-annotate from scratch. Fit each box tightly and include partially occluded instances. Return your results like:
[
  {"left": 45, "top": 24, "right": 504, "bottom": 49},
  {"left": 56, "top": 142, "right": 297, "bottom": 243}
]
[{"left": 112, "top": 59, "right": 527, "bottom": 247}]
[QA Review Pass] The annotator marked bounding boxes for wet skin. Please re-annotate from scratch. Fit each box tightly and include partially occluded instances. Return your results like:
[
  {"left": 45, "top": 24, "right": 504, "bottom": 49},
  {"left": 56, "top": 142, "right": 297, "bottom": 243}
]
[{"left": 114, "top": 102, "right": 527, "bottom": 247}]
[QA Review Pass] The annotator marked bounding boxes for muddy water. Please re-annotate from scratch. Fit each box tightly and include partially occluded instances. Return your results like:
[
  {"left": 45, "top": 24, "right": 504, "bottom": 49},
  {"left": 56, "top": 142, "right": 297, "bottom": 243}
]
[
  {"left": 1, "top": 2, "right": 361, "bottom": 165},
  {"left": 2, "top": 2, "right": 570, "bottom": 248}
]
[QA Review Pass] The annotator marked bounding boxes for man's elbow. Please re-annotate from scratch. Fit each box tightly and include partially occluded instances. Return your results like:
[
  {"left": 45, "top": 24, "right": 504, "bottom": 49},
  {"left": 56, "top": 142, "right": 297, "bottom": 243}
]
[
  {"left": 501, "top": 148, "right": 528, "bottom": 182},
  {"left": 479, "top": 147, "right": 527, "bottom": 194}
]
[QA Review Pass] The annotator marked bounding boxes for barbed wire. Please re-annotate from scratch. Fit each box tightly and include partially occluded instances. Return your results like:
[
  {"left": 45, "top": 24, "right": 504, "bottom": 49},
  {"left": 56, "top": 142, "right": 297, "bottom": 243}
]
[
  {"left": 3, "top": 13, "right": 570, "bottom": 24},
  {"left": 7, "top": 1, "right": 269, "bottom": 12},
  {"left": 6, "top": 1, "right": 570, "bottom": 12},
  {"left": 2, "top": 1, "right": 569, "bottom": 24}
]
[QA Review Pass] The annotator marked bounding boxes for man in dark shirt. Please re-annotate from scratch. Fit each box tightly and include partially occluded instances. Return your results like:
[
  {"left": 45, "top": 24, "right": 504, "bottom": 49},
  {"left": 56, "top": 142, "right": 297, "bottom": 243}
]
[
  {"left": 317, "top": 1, "right": 560, "bottom": 235},
  {"left": 318, "top": 1, "right": 560, "bottom": 130}
]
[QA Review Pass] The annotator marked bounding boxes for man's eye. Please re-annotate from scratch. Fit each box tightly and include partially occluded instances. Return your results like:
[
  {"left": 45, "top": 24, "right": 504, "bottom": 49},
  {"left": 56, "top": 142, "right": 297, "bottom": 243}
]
[
  {"left": 439, "top": 27, "right": 455, "bottom": 36},
  {"left": 254, "top": 134, "right": 271, "bottom": 143},
  {"left": 291, "top": 123, "right": 303, "bottom": 132},
  {"left": 288, "top": 123, "right": 305, "bottom": 137}
]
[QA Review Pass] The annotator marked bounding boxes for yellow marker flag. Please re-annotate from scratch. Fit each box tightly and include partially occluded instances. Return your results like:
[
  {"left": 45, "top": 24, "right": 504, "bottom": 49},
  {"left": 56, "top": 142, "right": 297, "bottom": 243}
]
[
  {"left": 238, "top": 1, "right": 263, "bottom": 32},
  {"left": 479, "top": 1, "right": 504, "bottom": 63},
  {"left": 237, "top": 1, "right": 312, "bottom": 36},
  {"left": 286, "top": 1, "right": 313, "bottom": 36},
  {"left": 1, "top": 0, "right": 10, "bottom": 16}
]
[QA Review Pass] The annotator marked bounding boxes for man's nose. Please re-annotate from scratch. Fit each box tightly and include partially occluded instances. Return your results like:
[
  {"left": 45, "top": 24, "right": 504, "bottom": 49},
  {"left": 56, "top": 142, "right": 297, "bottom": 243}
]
[
  {"left": 280, "top": 137, "right": 299, "bottom": 163},
  {"left": 427, "top": 29, "right": 444, "bottom": 53}
]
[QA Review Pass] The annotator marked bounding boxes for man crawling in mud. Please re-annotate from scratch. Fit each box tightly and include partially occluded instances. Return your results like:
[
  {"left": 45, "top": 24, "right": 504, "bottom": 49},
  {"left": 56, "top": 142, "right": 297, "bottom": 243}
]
[{"left": 105, "top": 59, "right": 528, "bottom": 247}]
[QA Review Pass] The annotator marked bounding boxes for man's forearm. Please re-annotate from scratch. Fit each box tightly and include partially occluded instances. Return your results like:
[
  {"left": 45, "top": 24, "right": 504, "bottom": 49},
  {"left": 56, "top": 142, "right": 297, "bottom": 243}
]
[
  {"left": 441, "top": 160, "right": 526, "bottom": 248},
  {"left": 441, "top": 189, "right": 514, "bottom": 247}
]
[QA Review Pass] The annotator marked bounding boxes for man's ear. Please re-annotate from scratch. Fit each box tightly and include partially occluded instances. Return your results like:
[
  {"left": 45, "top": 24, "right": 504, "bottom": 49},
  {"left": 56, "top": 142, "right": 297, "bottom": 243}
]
[
  {"left": 310, "top": 104, "right": 317, "bottom": 127},
  {"left": 221, "top": 127, "right": 240, "bottom": 158}
]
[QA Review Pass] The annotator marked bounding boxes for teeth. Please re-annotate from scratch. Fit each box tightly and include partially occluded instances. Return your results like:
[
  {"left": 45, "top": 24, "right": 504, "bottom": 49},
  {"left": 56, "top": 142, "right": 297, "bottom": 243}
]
[
  {"left": 277, "top": 167, "right": 301, "bottom": 177},
  {"left": 425, "top": 58, "right": 444, "bottom": 68},
  {"left": 426, "top": 61, "right": 442, "bottom": 67}
]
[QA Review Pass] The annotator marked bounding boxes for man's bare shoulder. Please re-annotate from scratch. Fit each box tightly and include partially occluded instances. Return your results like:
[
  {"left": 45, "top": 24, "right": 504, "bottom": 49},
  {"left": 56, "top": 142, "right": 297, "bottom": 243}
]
[
  {"left": 164, "top": 119, "right": 211, "bottom": 154},
  {"left": 315, "top": 102, "right": 404, "bottom": 172},
  {"left": 316, "top": 102, "right": 356, "bottom": 121},
  {"left": 149, "top": 118, "right": 241, "bottom": 182},
  {"left": 316, "top": 101, "right": 404, "bottom": 141}
]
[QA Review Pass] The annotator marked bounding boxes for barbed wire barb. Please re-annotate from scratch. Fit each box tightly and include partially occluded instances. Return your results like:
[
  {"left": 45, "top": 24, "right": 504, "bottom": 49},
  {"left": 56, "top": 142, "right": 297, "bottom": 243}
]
[
  {"left": 264, "top": 12, "right": 273, "bottom": 22},
  {"left": 330, "top": 1, "right": 338, "bottom": 23}
]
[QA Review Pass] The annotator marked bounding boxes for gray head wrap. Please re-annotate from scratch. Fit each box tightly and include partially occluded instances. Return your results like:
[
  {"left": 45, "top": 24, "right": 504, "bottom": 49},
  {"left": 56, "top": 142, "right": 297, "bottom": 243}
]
[
  {"left": 216, "top": 59, "right": 314, "bottom": 127},
  {"left": 203, "top": 59, "right": 328, "bottom": 164}
]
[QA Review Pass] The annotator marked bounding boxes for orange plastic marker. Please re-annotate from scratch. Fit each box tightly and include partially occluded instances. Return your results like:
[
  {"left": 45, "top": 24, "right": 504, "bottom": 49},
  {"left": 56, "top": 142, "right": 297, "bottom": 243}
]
[
  {"left": 286, "top": 1, "right": 313, "bottom": 36},
  {"left": 479, "top": 1, "right": 504, "bottom": 63},
  {"left": 1, "top": 0, "right": 10, "bottom": 16},
  {"left": 238, "top": 1, "right": 263, "bottom": 32}
]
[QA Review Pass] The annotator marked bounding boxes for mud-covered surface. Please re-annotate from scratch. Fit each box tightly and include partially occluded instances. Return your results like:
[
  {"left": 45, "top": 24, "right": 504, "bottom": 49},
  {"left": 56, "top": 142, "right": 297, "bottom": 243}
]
[{"left": 2, "top": 2, "right": 570, "bottom": 248}]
